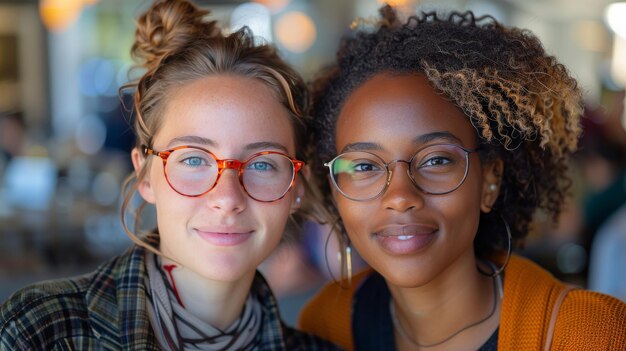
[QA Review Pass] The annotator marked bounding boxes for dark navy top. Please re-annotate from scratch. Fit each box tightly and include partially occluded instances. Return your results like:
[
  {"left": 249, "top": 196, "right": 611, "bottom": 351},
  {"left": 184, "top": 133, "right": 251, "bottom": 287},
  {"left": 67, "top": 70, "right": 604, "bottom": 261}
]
[{"left": 352, "top": 272, "right": 498, "bottom": 351}]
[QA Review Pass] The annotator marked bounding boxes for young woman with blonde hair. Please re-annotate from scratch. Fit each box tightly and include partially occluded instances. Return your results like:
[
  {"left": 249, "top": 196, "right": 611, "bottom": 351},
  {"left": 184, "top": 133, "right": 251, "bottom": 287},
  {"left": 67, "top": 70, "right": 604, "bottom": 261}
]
[{"left": 1, "top": 1, "right": 338, "bottom": 350}]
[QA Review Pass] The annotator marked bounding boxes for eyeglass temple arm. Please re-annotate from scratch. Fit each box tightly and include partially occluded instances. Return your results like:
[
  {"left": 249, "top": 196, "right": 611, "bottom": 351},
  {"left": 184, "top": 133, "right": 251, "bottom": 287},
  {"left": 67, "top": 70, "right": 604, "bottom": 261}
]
[
  {"left": 141, "top": 145, "right": 171, "bottom": 160},
  {"left": 141, "top": 145, "right": 152, "bottom": 156}
]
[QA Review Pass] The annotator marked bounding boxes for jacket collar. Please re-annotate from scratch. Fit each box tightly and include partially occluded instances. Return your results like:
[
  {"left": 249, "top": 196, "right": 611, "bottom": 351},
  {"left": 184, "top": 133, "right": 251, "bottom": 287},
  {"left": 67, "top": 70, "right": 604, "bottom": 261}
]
[
  {"left": 253, "top": 272, "right": 290, "bottom": 349},
  {"left": 85, "top": 245, "right": 160, "bottom": 349}
]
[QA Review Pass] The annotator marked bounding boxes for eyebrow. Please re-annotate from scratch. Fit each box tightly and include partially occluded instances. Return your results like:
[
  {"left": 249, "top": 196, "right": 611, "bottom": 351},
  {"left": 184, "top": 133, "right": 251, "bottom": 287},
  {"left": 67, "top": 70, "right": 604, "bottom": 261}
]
[
  {"left": 167, "top": 135, "right": 216, "bottom": 149},
  {"left": 340, "top": 142, "right": 382, "bottom": 153},
  {"left": 166, "top": 136, "right": 289, "bottom": 154},
  {"left": 244, "top": 141, "right": 289, "bottom": 154},
  {"left": 414, "top": 131, "right": 463, "bottom": 145},
  {"left": 339, "top": 131, "right": 464, "bottom": 154}
]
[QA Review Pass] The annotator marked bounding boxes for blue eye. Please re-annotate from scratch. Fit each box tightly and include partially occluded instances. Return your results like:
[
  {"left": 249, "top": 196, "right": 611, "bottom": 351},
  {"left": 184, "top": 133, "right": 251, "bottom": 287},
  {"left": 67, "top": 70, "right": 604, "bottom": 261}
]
[
  {"left": 247, "top": 161, "right": 275, "bottom": 171},
  {"left": 182, "top": 156, "right": 207, "bottom": 167}
]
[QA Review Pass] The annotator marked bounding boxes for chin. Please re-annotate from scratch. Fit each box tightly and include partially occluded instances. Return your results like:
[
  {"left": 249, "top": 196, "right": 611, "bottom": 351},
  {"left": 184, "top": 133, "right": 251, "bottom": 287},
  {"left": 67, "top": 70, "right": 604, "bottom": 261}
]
[
  {"left": 377, "top": 261, "right": 435, "bottom": 288},
  {"left": 389, "top": 277, "right": 432, "bottom": 289},
  {"left": 196, "top": 265, "right": 250, "bottom": 282}
]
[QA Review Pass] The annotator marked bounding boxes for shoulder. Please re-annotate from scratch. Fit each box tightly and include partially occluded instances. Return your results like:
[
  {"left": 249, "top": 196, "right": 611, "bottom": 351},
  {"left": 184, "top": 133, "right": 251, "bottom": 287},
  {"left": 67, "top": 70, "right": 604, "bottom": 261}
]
[
  {"left": 0, "top": 248, "right": 138, "bottom": 349},
  {"left": 1, "top": 276, "right": 90, "bottom": 314},
  {"left": 562, "top": 288, "right": 626, "bottom": 318},
  {"left": 499, "top": 255, "right": 626, "bottom": 349},
  {"left": 553, "top": 289, "right": 626, "bottom": 349},
  {"left": 0, "top": 276, "right": 92, "bottom": 349},
  {"left": 298, "top": 268, "right": 373, "bottom": 351}
]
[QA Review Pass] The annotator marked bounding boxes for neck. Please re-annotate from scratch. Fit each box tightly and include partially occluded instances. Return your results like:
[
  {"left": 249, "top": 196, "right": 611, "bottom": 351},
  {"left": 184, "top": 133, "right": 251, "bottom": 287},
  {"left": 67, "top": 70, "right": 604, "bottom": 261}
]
[
  {"left": 388, "top": 254, "right": 501, "bottom": 350},
  {"left": 161, "top": 257, "right": 256, "bottom": 330}
]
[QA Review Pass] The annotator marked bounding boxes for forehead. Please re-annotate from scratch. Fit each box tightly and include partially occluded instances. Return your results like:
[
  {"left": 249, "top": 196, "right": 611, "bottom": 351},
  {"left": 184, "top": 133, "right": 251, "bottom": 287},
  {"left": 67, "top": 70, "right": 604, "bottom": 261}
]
[
  {"left": 335, "top": 73, "right": 477, "bottom": 152},
  {"left": 153, "top": 75, "right": 295, "bottom": 155}
]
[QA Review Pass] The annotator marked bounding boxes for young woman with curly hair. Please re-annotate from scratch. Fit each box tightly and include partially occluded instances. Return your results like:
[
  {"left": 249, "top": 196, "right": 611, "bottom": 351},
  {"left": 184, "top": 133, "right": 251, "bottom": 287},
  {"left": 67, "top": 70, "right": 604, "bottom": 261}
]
[
  {"left": 299, "top": 6, "right": 626, "bottom": 351},
  {"left": 0, "top": 1, "right": 339, "bottom": 350}
]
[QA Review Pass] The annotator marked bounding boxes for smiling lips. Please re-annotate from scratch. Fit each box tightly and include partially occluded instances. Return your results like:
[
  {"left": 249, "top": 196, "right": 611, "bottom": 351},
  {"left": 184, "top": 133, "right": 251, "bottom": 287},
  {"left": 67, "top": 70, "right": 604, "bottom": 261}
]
[
  {"left": 195, "top": 228, "right": 254, "bottom": 247},
  {"left": 375, "top": 224, "right": 437, "bottom": 254}
]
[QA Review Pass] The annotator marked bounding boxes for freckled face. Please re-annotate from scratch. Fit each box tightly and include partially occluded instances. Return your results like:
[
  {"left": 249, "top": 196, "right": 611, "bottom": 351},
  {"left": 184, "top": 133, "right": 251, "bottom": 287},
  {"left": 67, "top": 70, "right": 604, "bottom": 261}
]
[
  {"left": 137, "top": 75, "right": 300, "bottom": 283},
  {"left": 333, "top": 73, "right": 485, "bottom": 287}
]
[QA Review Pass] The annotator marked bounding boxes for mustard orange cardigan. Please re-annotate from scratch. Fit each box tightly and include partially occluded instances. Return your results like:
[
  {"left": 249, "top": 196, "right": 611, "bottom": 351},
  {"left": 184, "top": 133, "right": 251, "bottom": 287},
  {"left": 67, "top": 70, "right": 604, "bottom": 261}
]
[{"left": 298, "top": 255, "right": 626, "bottom": 350}]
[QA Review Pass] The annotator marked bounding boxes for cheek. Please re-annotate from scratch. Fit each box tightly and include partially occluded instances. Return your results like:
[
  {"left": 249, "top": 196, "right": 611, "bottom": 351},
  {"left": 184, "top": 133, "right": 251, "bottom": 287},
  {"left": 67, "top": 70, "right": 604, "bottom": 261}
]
[
  {"left": 253, "top": 200, "right": 292, "bottom": 231},
  {"left": 335, "top": 197, "right": 375, "bottom": 236},
  {"left": 437, "top": 198, "right": 480, "bottom": 229},
  {"left": 434, "top": 181, "right": 484, "bottom": 238},
  {"left": 152, "top": 177, "right": 186, "bottom": 210},
  {"left": 151, "top": 172, "right": 195, "bottom": 230},
  {"left": 154, "top": 197, "right": 192, "bottom": 239}
]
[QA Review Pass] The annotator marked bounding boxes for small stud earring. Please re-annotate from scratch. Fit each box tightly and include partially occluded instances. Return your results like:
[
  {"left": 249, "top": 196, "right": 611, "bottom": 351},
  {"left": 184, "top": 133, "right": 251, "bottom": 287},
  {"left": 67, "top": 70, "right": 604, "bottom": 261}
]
[
  {"left": 489, "top": 184, "right": 497, "bottom": 191},
  {"left": 295, "top": 197, "right": 301, "bottom": 205}
]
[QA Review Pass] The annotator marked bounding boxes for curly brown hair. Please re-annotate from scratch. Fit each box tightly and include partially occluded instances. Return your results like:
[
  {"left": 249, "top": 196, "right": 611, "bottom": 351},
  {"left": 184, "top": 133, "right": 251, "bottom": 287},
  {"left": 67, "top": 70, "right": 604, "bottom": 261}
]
[
  {"left": 120, "top": 0, "right": 316, "bottom": 254},
  {"left": 311, "top": 6, "right": 583, "bottom": 259}
]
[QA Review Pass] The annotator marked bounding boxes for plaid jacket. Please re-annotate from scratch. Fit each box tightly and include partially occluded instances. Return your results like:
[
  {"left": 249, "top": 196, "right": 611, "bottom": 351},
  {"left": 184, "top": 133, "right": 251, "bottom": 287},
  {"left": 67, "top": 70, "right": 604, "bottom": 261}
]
[{"left": 0, "top": 245, "right": 340, "bottom": 350}]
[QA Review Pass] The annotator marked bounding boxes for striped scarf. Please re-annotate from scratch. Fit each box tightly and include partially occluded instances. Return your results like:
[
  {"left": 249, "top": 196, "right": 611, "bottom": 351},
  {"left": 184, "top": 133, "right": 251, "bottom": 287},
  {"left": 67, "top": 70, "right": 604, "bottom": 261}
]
[{"left": 145, "top": 252, "right": 262, "bottom": 350}]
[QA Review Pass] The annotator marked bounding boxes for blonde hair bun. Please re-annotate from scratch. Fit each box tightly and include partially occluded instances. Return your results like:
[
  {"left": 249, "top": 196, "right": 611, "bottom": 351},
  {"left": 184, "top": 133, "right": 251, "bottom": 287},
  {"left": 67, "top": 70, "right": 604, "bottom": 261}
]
[{"left": 131, "top": 0, "right": 220, "bottom": 73}]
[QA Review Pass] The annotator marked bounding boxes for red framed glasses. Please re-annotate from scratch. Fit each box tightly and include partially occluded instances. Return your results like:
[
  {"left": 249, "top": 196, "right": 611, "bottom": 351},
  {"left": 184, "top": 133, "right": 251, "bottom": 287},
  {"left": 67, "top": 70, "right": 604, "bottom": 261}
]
[{"left": 143, "top": 145, "right": 304, "bottom": 202}]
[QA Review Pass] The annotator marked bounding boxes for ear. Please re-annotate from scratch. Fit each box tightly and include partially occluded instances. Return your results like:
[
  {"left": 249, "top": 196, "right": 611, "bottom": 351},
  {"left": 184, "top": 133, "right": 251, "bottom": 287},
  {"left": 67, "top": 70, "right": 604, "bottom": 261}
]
[
  {"left": 480, "top": 158, "right": 504, "bottom": 213},
  {"left": 131, "top": 147, "right": 156, "bottom": 204},
  {"left": 290, "top": 165, "right": 309, "bottom": 213}
]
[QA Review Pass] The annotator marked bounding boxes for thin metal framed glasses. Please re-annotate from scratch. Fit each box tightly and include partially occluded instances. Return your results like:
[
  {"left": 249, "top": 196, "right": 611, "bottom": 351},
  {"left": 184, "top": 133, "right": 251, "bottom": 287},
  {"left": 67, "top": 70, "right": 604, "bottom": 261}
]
[
  {"left": 143, "top": 145, "right": 304, "bottom": 202},
  {"left": 325, "top": 143, "right": 477, "bottom": 201}
]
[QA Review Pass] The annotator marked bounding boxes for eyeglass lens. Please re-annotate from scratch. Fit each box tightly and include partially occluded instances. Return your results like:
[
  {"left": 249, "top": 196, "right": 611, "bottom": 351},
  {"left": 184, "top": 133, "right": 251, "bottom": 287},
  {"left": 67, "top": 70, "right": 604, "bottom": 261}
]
[
  {"left": 330, "top": 144, "right": 470, "bottom": 200},
  {"left": 165, "top": 148, "right": 296, "bottom": 201}
]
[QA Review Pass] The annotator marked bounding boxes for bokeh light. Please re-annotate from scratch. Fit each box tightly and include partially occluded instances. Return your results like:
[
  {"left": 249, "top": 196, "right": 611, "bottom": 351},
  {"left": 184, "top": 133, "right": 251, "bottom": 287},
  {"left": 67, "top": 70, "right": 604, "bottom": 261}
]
[
  {"left": 75, "top": 114, "right": 106, "bottom": 155},
  {"left": 376, "top": 0, "right": 412, "bottom": 7},
  {"left": 79, "top": 58, "right": 116, "bottom": 97},
  {"left": 275, "top": 11, "right": 316, "bottom": 53},
  {"left": 605, "top": 2, "right": 626, "bottom": 38},
  {"left": 91, "top": 171, "right": 120, "bottom": 206},
  {"left": 39, "top": 0, "right": 83, "bottom": 32}
]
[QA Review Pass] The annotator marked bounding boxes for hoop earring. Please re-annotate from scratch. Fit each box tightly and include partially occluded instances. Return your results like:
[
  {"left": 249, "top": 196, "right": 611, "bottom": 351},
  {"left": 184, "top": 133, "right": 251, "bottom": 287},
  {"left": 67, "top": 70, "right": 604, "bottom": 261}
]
[
  {"left": 324, "top": 218, "right": 353, "bottom": 289},
  {"left": 478, "top": 211, "right": 512, "bottom": 277},
  {"left": 342, "top": 242, "right": 353, "bottom": 287}
]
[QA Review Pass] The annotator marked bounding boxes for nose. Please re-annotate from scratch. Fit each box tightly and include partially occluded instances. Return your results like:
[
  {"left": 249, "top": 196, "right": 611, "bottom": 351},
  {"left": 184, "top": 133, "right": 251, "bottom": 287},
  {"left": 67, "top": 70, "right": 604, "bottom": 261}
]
[
  {"left": 206, "top": 169, "right": 247, "bottom": 214},
  {"left": 382, "top": 160, "right": 424, "bottom": 212}
]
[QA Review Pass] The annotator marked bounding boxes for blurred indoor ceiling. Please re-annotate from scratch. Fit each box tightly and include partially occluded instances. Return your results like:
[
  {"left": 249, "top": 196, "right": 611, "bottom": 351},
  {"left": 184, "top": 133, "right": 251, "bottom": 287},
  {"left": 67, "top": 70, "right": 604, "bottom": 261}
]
[
  {"left": 500, "top": 0, "right": 618, "bottom": 20},
  {"left": 0, "top": 0, "right": 619, "bottom": 22},
  {"left": 0, "top": 0, "right": 250, "bottom": 3}
]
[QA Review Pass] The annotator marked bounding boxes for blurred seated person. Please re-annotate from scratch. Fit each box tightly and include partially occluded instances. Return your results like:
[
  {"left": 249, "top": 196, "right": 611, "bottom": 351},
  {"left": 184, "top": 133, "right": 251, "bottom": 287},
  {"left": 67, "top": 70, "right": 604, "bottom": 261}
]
[
  {"left": 0, "top": 111, "right": 26, "bottom": 173},
  {"left": 589, "top": 202, "right": 626, "bottom": 302},
  {"left": 576, "top": 106, "right": 626, "bottom": 275}
]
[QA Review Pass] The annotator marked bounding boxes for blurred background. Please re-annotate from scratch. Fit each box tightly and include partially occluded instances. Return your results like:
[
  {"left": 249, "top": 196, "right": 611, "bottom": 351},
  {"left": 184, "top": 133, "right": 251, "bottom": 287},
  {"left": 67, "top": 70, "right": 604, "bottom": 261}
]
[{"left": 0, "top": 0, "right": 625, "bottom": 325}]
